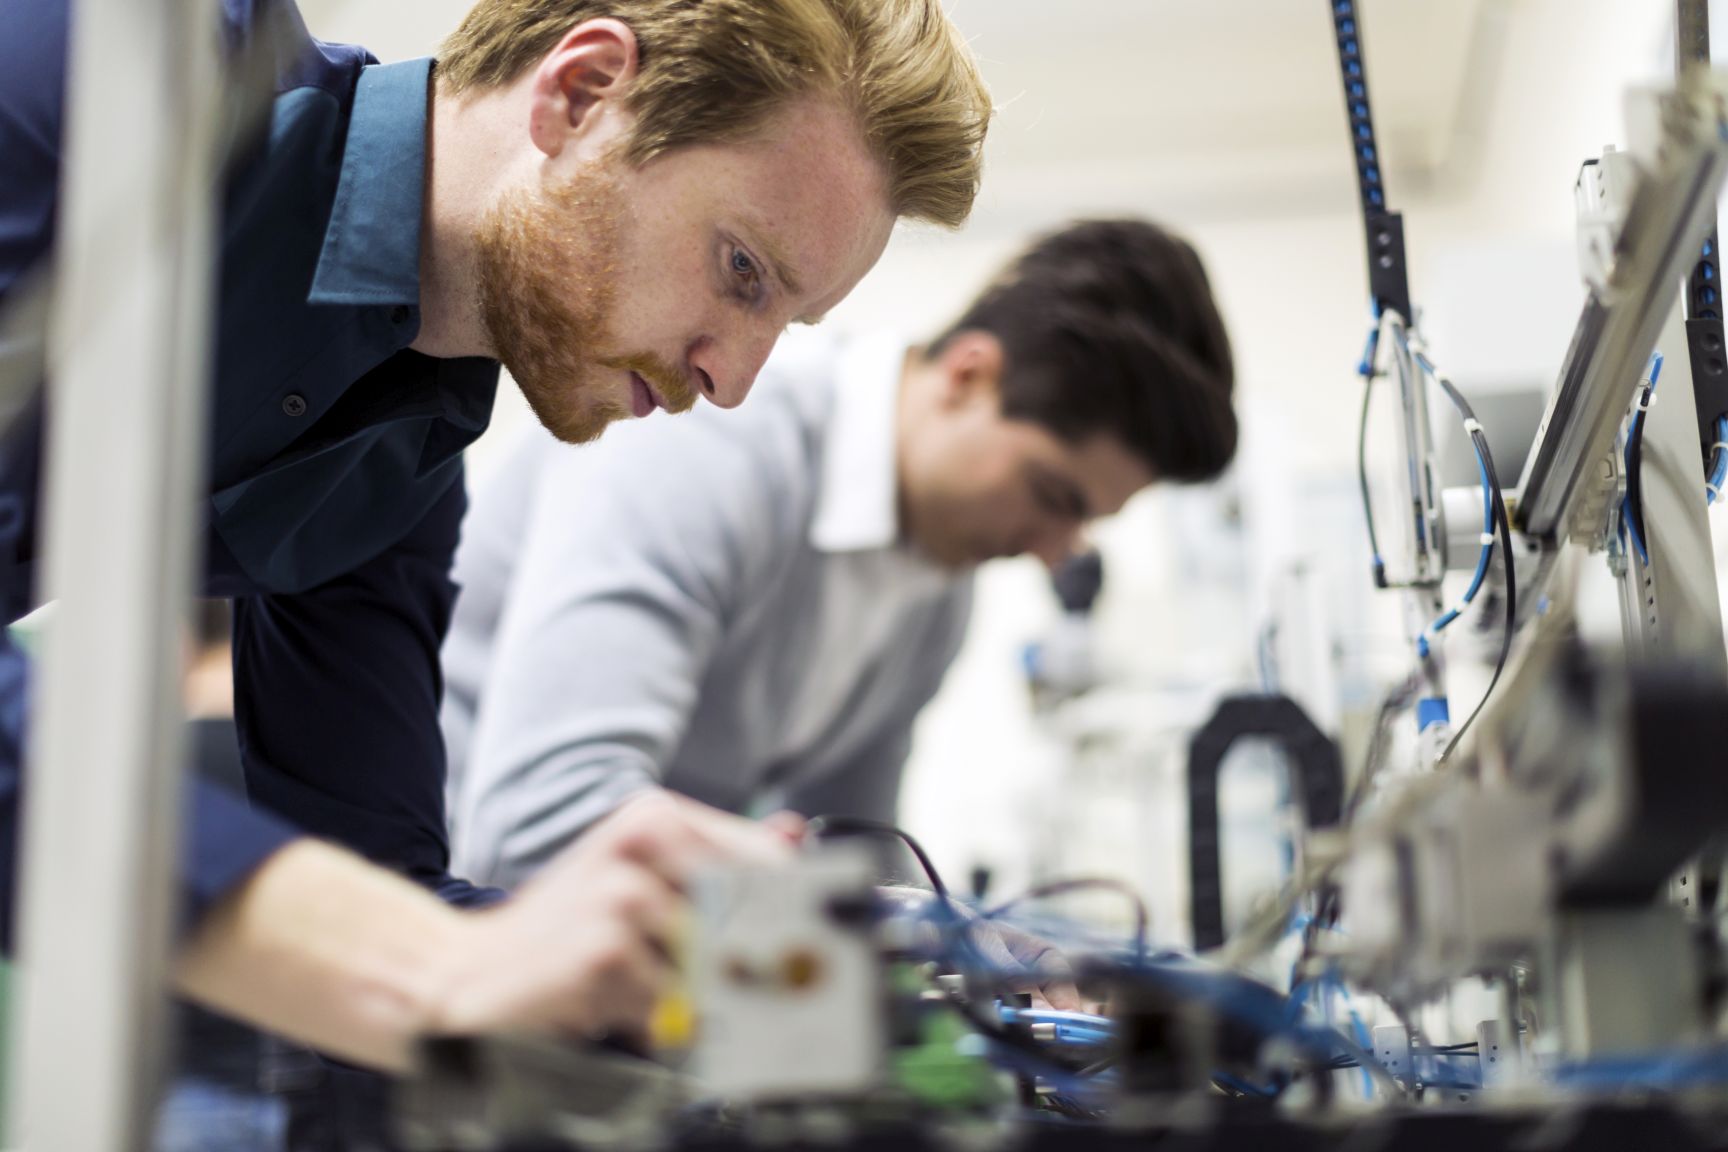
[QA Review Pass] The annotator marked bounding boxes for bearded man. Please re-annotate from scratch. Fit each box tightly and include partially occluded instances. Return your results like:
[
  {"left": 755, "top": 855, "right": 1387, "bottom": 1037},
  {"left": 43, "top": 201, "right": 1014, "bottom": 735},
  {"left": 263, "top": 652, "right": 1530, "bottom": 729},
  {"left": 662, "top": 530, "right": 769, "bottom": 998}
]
[{"left": 0, "top": 0, "right": 990, "bottom": 1081}]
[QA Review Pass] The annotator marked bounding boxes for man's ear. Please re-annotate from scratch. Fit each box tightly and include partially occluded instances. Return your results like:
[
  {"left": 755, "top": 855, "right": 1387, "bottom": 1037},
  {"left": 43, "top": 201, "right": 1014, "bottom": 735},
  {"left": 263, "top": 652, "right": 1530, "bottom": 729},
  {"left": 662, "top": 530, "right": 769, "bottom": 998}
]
[
  {"left": 935, "top": 330, "right": 1006, "bottom": 410},
  {"left": 527, "top": 19, "right": 640, "bottom": 160}
]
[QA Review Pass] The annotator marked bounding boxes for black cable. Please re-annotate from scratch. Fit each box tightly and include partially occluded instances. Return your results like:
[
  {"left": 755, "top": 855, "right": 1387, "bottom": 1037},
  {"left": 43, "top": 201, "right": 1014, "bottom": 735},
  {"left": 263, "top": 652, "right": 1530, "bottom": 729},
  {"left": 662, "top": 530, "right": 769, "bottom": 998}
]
[
  {"left": 807, "top": 820, "right": 1132, "bottom": 1087},
  {"left": 806, "top": 816, "right": 949, "bottom": 899},
  {"left": 1627, "top": 384, "right": 1651, "bottom": 559},
  {"left": 1357, "top": 367, "right": 1389, "bottom": 588},
  {"left": 1442, "top": 446, "right": 1513, "bottom": 763},
  {"left": 983, "top": 877, "right": 1151, "bottom": 962}
]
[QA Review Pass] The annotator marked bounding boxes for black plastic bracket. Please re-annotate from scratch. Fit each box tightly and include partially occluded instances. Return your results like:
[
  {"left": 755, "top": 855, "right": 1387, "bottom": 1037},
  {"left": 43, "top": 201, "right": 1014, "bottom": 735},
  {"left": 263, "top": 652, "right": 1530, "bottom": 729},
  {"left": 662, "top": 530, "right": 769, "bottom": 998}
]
[
  {"left": 1556, "top": 657, "right": 1728, "bottom": 906},
  {"left": 1364, "top": 212, "right": 1413, "bottom": 328},
  {"left": 1686, "top": 313, "right": 1728, "bottom": 459},
  {"left": 1331, "top": 0, "right": 1413, "bottom": 323},
  {"left": 1678, "top": 3, "right": 1728, "bottom": 462},
  {"left": 1187, "top": 695, "right": 1344, "bottom": 952}
]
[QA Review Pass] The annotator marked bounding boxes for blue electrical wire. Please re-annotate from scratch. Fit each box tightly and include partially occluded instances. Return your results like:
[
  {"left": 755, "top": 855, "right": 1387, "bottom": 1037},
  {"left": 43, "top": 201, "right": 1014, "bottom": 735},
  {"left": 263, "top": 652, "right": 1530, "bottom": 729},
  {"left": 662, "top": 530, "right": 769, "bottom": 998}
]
[
  {"left": 909, "top": 896, "right": 1407, "bottom": 1100},
  {"left": 1213, "top": 1071, "right": 1278, "bottom": 1098},
  {"left": 1552, "top": 1044, "right": 1728, "bottom": 1091},
  {"left": 1415, "top": 429, "right": 1494, "bottom": 659},
  {"left": 1400, "top": 343, "right": 1494, "bottom": 658},
  {"left": 1707, "top": 414, "right": 1728, "bottom": 505},
  {"left": 1322, "top": 975, "right": 1378, "bottom": 1099},
  {"left": 1357, "top": 316, "right": 1381, "bottom": 380},
  {"left": 997, "top": 1006, "right": 1115, "bottom": 1047}
]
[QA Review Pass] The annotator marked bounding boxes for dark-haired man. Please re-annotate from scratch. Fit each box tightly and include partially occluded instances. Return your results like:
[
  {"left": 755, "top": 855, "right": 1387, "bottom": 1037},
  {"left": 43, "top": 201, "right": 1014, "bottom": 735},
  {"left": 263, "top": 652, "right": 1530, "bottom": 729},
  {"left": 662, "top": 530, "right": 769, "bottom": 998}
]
[{"left": 443, "top": 218, "right": 1238, "bottom": 902}]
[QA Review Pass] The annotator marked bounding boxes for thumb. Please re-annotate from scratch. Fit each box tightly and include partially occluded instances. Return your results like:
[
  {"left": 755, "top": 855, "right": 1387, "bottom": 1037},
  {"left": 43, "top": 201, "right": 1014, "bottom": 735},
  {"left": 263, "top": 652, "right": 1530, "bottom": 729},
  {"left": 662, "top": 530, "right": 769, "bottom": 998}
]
[{"left": 761, "top": 810, "right": 809, "bottom": 845}]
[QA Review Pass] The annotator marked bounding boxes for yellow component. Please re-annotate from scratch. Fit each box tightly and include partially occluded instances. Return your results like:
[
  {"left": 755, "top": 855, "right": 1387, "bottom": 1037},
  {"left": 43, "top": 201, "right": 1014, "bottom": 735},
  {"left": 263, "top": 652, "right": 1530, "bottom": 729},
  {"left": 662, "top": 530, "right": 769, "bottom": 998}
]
[
  {"left": 652, "top": 908, "right": 696, "bottom": 1052},
  {"left": 651, "top": 988, "right": 697, "bottom": 1052}
]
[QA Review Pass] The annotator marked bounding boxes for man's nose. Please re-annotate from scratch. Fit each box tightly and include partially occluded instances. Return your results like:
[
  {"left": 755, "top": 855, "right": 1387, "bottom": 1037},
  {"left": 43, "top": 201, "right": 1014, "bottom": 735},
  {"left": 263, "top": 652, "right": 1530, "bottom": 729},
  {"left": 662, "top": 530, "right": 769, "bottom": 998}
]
[{"left": 687, "top": 326, "right": 780, "bottom": 410}]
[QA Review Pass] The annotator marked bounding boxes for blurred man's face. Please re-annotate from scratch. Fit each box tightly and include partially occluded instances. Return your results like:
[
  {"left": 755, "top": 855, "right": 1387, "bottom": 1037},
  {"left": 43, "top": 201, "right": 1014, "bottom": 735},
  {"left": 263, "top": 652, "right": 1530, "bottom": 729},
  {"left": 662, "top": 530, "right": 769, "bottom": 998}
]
[
  {"left": 897, "top": 339, "right": 1155, "bottom": 570},
  {"left": 477, "top": 98, "right": 894, "bottom": 444}
]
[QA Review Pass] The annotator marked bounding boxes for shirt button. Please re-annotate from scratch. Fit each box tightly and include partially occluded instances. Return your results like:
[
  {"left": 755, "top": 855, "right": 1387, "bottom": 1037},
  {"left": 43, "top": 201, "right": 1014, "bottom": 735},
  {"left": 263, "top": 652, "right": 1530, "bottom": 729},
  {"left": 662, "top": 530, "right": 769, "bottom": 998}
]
[
  {"left": 281, "top": 393, "right": 308, "bottom": 418},
  {"left": 390, "top": 306, "right": 410, "bottom": 325}
]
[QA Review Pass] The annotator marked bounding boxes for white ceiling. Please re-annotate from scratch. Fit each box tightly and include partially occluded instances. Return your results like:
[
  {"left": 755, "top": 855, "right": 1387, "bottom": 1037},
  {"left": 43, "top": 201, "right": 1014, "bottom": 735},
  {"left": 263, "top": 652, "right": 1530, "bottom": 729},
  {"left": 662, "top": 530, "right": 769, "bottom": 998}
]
[
  {"left": 299, "top": 0, "right": 1491, "bottom": 229},
  {"left": 947, "top": 0, "right": 1486, "bottom": 220}
]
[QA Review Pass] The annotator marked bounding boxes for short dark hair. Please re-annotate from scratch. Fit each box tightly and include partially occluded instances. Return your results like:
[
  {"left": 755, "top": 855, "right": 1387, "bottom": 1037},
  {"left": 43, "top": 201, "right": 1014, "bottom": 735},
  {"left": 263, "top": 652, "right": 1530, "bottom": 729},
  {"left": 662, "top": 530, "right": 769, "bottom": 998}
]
[{"left": 928, "top": 218, "right": 1237, "bottom": 482}]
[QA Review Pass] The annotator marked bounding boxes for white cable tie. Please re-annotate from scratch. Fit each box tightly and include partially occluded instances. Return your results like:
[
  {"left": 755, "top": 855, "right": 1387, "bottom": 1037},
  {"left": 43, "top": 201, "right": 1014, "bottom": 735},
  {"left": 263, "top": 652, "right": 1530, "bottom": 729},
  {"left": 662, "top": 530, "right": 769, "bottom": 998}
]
[
  {"left": 1638, "top": 391, "right": 1658, "bottom": 412},
  {"left": 1711, "top": 441, "right": 1728, "bottom": 455},
  {"left": 1710, "top": 480, "right": 1723, "bottom": 501},
  {"left": 1462, "top": 417, "right": 1483, "bottom": 435},
  {"left": 1453, "top": 598, "right": 1473, "bottom": 616},
  {"left": 1479, "top": 532, "right": 1496, "bottom": 546}
]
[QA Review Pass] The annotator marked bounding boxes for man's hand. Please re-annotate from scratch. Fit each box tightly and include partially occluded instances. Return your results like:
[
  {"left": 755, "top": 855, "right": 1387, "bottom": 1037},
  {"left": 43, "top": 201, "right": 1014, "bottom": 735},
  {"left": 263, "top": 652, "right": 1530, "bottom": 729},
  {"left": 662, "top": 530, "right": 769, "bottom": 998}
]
[
  {"left": 431, "top": 792, "right": 800, "bottom": 1047},
  {"left": 872, "top": 886, "right": 1091, "bottom": 1013},
  {"left": 965, "top": 919, "right": 1087, "bottom": 1012},
  {"left": 176, "top": 794, "right": 800, "bottom": 1071}
]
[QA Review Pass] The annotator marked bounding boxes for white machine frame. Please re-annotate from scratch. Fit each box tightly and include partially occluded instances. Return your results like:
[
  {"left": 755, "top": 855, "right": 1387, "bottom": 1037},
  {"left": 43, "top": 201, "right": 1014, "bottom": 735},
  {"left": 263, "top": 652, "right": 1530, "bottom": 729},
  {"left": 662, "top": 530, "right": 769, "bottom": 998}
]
[{"left": 4, "top": 0, "right": 220, "bottom": 1148}]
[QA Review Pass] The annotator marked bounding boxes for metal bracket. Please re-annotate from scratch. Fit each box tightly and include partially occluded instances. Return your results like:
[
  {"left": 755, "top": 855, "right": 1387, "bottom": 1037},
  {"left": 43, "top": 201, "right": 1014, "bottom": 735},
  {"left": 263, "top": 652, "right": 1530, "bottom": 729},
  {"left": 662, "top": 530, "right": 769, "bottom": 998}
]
[{"left": 1371, "top": 1024, "right": 1410, "bottom": 1084}]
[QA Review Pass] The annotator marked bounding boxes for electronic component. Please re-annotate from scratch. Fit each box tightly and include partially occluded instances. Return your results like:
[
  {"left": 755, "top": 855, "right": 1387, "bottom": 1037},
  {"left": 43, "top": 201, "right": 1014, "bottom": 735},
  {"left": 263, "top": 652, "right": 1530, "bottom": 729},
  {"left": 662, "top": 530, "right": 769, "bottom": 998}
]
[{"left": 687, "top": 845, "right": 883, "bottom": 1100}]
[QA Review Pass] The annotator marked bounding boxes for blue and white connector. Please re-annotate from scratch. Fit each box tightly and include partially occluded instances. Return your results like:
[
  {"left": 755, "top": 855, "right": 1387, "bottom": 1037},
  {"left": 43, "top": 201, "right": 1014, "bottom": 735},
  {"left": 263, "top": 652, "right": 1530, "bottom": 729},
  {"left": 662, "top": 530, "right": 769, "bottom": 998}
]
[
  {"left": 1414, "top": 696, "right": 1452, "bottom": 765},
  {"left": 1412, "top": 409, "right": 1494, "bottom": 658},
  {"left": 1357, "top": 312, "right": 1381, "bottom": 380},
  {"left": 996, "top": 1006, "right": 1115, "bottom": 1048}
]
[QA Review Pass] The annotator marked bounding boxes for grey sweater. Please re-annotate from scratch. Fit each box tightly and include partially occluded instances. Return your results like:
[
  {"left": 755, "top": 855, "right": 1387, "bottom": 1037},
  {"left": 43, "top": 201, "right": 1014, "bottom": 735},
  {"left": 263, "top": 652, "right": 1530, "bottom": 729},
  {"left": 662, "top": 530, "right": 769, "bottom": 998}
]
[{"left": 442, "top": 331, "right": 973, "bottom": 889}]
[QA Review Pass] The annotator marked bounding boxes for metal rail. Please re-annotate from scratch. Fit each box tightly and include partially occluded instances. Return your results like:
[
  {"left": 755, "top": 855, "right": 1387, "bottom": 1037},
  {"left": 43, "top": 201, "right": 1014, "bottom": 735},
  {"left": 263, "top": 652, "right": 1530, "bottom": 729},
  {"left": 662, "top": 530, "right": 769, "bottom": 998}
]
[
  {"left": 1516, "top": 76, "right": 1728, "bottom": 542},
  {"left": 5, "top": 0, "right": 220, "bottom": 1146}
]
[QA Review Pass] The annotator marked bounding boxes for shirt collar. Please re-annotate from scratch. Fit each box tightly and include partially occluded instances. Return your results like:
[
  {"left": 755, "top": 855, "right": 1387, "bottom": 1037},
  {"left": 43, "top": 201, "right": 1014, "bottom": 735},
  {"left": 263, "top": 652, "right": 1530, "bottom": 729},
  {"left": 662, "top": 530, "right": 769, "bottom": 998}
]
[
  {"left": 308, "top": 58, "right": 432, "bottom": 308},
  {"left": 810, "top": 333, "right": 910, "bottom": 554}
]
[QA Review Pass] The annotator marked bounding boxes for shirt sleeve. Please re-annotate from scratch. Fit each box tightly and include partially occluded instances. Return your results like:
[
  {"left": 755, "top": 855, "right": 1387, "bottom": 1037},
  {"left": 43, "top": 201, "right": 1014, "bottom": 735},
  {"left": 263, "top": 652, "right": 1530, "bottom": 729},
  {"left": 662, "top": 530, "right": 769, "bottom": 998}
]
[
  {"left": 0, "top": 0, "right": 68, "bottom": 301},
  {"left": 450, "top": 409, "right": 807, "bottom": 891},
  {"left": 0, "top": 623, "right": 304, "bottom": 954},
  {"left": 232, "top": 469, "right": 502, "bottom": 908}
]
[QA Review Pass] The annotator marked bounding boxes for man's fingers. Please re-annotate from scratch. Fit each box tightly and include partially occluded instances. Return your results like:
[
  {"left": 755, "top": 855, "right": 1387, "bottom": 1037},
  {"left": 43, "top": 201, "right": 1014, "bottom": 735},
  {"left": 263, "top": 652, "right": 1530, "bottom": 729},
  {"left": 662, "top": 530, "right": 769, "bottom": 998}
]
[
  {"left": 1038, "top": 978, "right": 1085, "bottom": 1012},
  {"left": 761, "top": 809, "right": 808, "bottom": 845},
  {"left": 602, "top": 793, "right": 794, "bottom": 886},
  {"left": 548, "top": 926, "right": 668, "bottom": 1038},
  {"left": 1023, "top": 944, "right": 1083, "bottom": 1010},
  {"left": 594, "top": 862, "right": 685, "bottom": 959},
  {"left": 968, "top": 921, "right": 1092, "bottom": 1011}
]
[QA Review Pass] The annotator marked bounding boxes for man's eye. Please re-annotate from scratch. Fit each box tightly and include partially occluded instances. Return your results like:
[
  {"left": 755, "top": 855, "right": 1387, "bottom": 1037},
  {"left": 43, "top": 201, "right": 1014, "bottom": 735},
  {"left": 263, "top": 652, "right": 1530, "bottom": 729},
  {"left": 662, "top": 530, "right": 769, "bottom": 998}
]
[
  {"left": 1033, "top": 481, "right": 1081, "bottom": 521},
  {"left": 731, "top": 248, "right": 760, "bottom": 285}
]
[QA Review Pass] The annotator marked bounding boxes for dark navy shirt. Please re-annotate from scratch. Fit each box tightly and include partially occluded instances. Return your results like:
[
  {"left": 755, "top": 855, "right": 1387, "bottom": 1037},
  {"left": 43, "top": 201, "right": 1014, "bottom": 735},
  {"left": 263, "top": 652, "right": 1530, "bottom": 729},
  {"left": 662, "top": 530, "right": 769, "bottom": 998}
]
[{"left": 0, "top": 0, "right": 505, "bottom": 945}]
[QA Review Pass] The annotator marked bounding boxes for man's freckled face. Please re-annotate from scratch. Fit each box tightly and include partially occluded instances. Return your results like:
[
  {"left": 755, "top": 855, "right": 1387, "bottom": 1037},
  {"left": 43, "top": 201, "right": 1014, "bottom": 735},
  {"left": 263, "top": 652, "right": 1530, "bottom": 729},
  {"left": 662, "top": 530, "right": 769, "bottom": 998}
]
[{"left": 477, "top": 98, "right": 893, "bottom": 444}]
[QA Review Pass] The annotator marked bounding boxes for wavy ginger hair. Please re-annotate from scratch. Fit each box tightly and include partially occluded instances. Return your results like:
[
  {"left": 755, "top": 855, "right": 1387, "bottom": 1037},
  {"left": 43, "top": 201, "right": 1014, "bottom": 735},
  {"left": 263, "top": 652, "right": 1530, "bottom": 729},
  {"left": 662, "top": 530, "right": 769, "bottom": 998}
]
[{"left": 439, "top": 0, "right": 993, "bottom": 229}]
